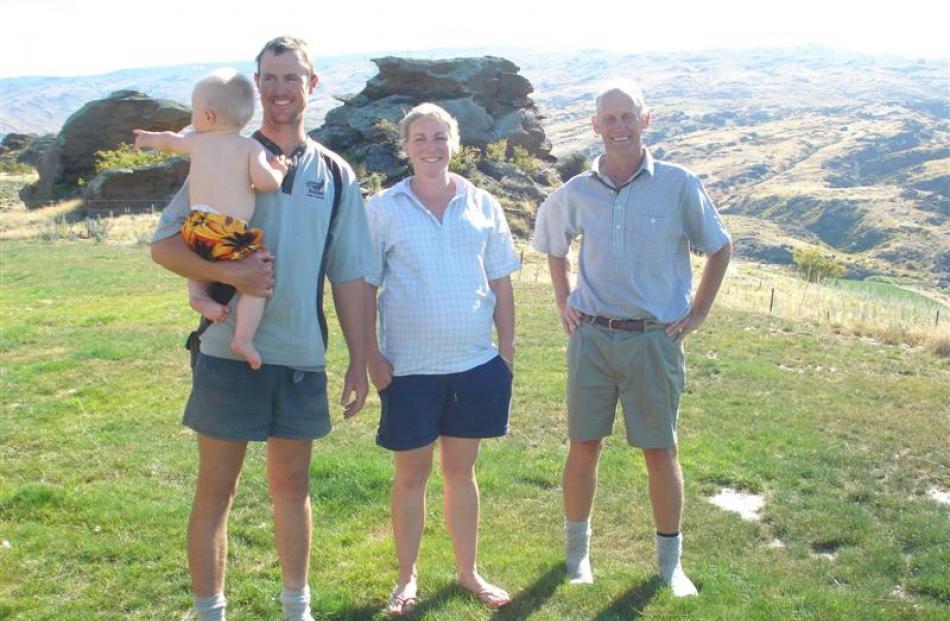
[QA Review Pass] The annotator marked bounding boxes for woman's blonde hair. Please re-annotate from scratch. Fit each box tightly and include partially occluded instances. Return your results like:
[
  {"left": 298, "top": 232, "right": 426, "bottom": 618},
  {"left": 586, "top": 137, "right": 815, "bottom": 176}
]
[{"left": 399, "top": 103, "right": 461, "bottom": 153}]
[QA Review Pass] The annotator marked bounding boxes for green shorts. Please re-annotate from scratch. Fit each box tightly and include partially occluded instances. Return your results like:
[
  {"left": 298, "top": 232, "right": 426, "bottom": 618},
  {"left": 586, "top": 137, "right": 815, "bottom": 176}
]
[
  {"left": 183, "top": 353, "right": 331, "bottom": 441},
  {"left": 566, "top": 322, "right": 685, "bottom": 448}
]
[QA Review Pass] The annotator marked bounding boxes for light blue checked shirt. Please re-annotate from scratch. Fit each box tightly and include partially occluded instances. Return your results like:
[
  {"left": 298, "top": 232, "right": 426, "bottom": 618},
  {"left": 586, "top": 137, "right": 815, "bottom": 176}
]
[
  {"left": 365, "top": 175, "right": 521, "bottom": 376},
  {"left": 533, "top": 149, "right": 730, "bottom": 324}
]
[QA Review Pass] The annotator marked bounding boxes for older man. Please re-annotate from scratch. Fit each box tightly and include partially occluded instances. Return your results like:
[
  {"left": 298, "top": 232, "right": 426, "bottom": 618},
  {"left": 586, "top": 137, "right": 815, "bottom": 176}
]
[
  {"left": 533, "top": 84, "right": 732, "bottom": 597},
  {"left": 150, "top": 37, "right": 371, "bottom": 620}
]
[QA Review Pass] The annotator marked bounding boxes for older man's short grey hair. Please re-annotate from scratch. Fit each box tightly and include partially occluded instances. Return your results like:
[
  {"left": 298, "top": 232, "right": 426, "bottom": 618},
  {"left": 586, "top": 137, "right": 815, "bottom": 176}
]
[{"left": 594, "top": 81, "right": 649, "bottom": 116}]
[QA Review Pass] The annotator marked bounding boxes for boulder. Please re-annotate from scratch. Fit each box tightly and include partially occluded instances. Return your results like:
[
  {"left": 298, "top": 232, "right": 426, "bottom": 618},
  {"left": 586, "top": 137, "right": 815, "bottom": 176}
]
[
  {"left": 1, "top": 132, "right": 36, "bottom": 153},
  {"left": 15, "top": 134, "right": 56, "bottom": 167},
  {"left": 20, "top": 91, "right": 190, "bottom": 206},
  {"left": 311, "top": 56, "right": 552, "bottom": 183},
  {"left": 83, "top": 157, "right": 189, "bottom": 213}
]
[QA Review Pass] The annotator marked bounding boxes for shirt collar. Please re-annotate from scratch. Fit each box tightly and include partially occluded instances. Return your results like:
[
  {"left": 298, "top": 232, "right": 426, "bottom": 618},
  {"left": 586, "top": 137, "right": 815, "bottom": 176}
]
[
  {"left": 392, "top": 173, "right": 470, "bottom": 203},
  {"left": 590, "top": 148, "right": 654, "bottom": 190}
]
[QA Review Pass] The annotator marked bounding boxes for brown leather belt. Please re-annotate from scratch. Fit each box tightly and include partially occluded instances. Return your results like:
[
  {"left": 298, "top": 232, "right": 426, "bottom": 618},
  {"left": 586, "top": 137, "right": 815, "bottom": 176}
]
[{"left": 579, "top": 313, "right": 648, "bottom": 332}]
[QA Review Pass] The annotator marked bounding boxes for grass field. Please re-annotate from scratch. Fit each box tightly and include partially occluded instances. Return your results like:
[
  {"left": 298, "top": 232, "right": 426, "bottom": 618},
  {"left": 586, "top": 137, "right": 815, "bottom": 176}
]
[{"left": 1, "top": 241, "right": 949, "bottom": 620}]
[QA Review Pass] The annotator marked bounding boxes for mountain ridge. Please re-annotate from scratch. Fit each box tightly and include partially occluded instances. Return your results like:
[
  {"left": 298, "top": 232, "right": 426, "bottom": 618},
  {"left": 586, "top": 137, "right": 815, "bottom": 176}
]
[{"left": 2, "top": 46, "right": 947, "bottom": 283}]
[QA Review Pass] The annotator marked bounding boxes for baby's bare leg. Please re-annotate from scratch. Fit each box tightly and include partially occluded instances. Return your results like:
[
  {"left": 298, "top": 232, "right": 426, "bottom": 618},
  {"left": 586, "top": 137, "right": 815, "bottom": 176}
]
[
  {"left": 188, "top": 280, "right": 230, "bottom": 322},
  {"left": 231, "top": 294, "right": 265, "bottom": 370}
]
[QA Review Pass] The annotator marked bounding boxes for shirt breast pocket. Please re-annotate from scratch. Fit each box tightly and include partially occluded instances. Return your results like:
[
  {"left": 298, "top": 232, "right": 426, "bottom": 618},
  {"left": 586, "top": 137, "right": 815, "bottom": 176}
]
[{"left": 632, "top": 214, "right": 674, "bottom": 267}]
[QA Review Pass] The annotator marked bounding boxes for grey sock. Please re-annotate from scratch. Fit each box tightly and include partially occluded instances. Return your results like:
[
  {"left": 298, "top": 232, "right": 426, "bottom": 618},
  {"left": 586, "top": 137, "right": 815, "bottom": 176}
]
[
  {"left": 193, "top": 593, "right": 226, "bottom": 621},
  {"left": 280, "top": 586, "right": 314, "bottom": 621},
  {"left": 655, "top": 533, "right": 698, "bottom": 597},
  {"left": 565, "top": 519, "right": 593, "bottom": 584}
]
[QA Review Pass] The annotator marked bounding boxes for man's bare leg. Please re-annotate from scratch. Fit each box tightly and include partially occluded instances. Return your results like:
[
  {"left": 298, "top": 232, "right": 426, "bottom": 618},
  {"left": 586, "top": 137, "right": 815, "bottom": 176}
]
[
  {"left": 267, "top": 438, "right": 315, "bottom": 620},
  {"left": 642, "top": 445, "right": 696, "bottom": 597},
  {"left": 562, "top": 439, "right": 602, "bottom": 583},
  {"left": 188, "top": 435, "right": 248, "bottom": 619}
]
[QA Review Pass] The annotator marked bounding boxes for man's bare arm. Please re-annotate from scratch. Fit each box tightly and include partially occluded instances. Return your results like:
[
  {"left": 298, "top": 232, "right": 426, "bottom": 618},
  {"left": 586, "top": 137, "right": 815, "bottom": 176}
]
[
  {"left": 331, "top": 278, "right": 369, "bottom": 418},
  {"left": 150, "top": 233, "right": 273, "bottom": 297},
  {"left": 666, "top": 240, "right": 733, "bottom": 343},
  {"left": 547, "top": 255, "right": 581, "bottom": 334}
]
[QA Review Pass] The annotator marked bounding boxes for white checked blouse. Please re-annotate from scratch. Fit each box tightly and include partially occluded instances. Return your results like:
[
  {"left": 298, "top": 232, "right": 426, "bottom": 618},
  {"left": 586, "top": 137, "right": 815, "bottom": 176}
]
[{"left": 365, "top": 174, "right": 521, "bottom": 376}]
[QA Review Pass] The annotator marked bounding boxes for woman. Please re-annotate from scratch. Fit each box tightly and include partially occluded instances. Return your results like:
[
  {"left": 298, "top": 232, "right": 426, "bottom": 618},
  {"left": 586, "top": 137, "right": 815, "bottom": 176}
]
[{"left": 364, "top": 103, "right": 520, "bottom": 616}]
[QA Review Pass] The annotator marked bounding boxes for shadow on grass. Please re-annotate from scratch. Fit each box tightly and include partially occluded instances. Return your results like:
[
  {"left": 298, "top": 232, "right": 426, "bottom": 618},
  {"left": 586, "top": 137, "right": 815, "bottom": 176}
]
[
  {"left": 591, "top": 576, "right": 663, "bottom": 620},
  {"left": 330, "top": 566, "right": 564, "bottom": 620},
  {"left": 490, "top": 565, "right": 564, "bottom": 620}
]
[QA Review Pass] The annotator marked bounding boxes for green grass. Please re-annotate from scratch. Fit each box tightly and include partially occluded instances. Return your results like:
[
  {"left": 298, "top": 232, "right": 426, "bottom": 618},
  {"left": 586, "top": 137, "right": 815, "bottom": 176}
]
[
  {"left": 830, "top": 278, "right": 947, "bottom": 309},
  {"left": 2, "top": 241, "right": 949, "bottom": 620}
]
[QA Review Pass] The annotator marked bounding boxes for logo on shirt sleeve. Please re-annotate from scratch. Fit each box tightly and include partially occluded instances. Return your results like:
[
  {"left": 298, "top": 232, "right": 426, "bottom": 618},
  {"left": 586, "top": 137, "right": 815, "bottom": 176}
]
[{"left": 306, "top": 178, "right": 327, "bottom": 199}]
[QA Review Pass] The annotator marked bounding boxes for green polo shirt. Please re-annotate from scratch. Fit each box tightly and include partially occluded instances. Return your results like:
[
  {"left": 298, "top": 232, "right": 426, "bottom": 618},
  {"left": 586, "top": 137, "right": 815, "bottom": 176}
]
[{"left": 153, "top": 138, "right": 371, "bottom": 371}]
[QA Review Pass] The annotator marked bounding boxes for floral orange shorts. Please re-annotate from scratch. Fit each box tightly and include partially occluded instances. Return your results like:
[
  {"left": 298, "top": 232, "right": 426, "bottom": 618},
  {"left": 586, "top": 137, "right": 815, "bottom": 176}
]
[{"left": 181, "top": 209, "right": 266, "bottom": 261}]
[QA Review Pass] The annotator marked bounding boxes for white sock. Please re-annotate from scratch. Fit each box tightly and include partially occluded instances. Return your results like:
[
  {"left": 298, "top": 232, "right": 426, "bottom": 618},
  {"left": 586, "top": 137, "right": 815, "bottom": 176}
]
[
  {"left": 655, "top": 533, "right": 698, "bottom": 597},
  {"left": 193, "top": 593, "right": 226, "bottom": 621},
  {"left": 280, "top": 585, "right": 314, "bottom": 621},
  {"left": 565, "top": 519, "right": 594, "bottom": 584}
]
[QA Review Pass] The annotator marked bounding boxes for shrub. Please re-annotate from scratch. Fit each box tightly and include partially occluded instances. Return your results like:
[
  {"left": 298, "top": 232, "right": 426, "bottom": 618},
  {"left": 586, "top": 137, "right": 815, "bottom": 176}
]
[
  {"left": 0, "top": 160, "right": 35, "bottom": 175},
  {"left": 373, "top": 119, "right": 401, "bottom": 146},
  {"left": 509, "top": 145, "right": 539, "bottom": 175},
  {"left": 557, "top": 151, "right": 590, "bottom": 182},
  {"left": 792, "top": 247, "right": 846, "bottom": 283},
  {"left": 360, "top": 172, "right": 386, "bottom": 196},
  {"left": 485, "top": 139, "right": 508, "bottom": 163},
  {"left": 94, "top": 143, "right": 175, "bottom": 175},
  {"left": 81, "top": 215, "right": 112, "bottom": 243},
  {"left": 449, "top": 145, "right": 481, "bottom": 177}
]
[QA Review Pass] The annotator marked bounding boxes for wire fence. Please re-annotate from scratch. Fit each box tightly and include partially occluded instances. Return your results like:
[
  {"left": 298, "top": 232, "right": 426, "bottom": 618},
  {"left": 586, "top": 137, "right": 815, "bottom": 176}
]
[{"left": 512, "top": 242, "right": 948, "bottom": 337}]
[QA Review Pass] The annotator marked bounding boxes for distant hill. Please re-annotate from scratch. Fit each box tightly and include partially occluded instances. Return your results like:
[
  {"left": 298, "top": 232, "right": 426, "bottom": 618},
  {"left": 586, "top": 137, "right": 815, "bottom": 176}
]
[{"left": 3, "top": 46, "right": 947, "bottom": 283}]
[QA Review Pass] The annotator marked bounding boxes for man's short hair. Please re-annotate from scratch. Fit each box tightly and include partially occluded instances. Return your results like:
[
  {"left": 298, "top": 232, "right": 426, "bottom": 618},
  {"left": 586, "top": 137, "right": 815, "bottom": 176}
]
[
  {"left": 595, "top": 81, "right": 649, "bottom": 116},
  {"left": 399, "top": 102, "right": 461, "bottom": 153},
  {"left": 255, "top": 36, "right": 315, "bottom": 77},
  {"left": 193, "top": 68, "right": 255, "bottom": 129}
]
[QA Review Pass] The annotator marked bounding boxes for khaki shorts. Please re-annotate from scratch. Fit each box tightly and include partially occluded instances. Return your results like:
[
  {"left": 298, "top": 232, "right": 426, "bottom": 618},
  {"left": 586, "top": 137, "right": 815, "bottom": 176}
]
[{"left": 566, "top": 322, "right": 685, "bottom": 448}]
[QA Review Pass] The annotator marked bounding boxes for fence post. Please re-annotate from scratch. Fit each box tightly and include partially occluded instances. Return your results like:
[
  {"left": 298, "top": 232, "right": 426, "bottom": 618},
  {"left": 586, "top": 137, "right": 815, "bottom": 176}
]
[{"left": 769, "top": 288, "right": 775, "bottom": 314}]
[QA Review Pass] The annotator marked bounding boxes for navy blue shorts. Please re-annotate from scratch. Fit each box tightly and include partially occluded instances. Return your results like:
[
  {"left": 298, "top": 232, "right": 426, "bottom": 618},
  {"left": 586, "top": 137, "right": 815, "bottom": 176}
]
[
  {"left": 376, "top": 356, "right": 512, "bottom": 451},
  {"left": 183, "top": 353, "right": 331, "bottom": 441}
]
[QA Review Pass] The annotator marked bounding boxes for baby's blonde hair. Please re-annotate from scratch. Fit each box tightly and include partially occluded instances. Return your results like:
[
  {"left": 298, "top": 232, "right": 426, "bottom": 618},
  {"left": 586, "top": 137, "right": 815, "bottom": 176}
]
[{"left": 193, "top": 68, "right": 256, "bottom": 129}]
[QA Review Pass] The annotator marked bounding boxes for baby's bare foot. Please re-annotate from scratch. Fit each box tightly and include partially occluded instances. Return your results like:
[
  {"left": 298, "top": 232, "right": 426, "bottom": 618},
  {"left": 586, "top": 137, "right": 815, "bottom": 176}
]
[
  {"left": 231, "top": 339, "right": 261, "bottom": 370},
  {"left": 190, "top": 297, "right": 229, "bottom": 323}
]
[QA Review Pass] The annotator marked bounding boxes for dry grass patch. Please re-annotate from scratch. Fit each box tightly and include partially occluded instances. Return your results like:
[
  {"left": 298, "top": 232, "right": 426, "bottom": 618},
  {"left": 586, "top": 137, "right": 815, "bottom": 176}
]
[{"left": 928, "top": 334, "right": 950, "bottom": 359}]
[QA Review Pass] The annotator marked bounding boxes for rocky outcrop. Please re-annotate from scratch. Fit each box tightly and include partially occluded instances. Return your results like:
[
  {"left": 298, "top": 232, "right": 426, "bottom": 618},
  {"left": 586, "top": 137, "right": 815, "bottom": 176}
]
[
  {"left": 15, "top": 134, "right": 56, "bottom": 167},
  {"left": 19, "top": 91, "right": 190, "bottom": 206},
  {"left": 1, "top": 133, "right": 36, "bottom": 153},
  {"left": 311, "top": 56, "right": 552, "bottom": 181},
  {"left": 84, "top": 157, "right": 189, "bottom": 212}
]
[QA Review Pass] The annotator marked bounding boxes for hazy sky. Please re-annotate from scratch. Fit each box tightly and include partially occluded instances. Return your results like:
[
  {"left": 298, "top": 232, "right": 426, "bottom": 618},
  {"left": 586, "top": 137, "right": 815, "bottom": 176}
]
[{"left": 1, "top": 0, "right": 948, "bottom": 78}]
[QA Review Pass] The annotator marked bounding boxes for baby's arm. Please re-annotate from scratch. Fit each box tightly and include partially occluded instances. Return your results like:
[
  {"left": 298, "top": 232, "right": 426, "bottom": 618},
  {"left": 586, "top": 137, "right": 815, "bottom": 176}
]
[
  {"left": 249, "top": 141, "right": 287, "bottom": 193},
  {"left": 133, "top": 129, "right": 192, "bottom": 155}
]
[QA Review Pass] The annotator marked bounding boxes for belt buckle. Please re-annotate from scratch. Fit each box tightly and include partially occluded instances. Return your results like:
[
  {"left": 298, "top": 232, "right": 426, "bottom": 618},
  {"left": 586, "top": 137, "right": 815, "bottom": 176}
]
[{"left": 607, "top": 318, "right": 620, "bottom": 331}]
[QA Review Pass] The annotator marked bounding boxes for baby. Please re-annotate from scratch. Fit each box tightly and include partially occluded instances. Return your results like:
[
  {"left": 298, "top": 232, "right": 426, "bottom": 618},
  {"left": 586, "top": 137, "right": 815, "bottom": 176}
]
[{"left": 135, "top": 68, "right": 286, "bottom": 369}]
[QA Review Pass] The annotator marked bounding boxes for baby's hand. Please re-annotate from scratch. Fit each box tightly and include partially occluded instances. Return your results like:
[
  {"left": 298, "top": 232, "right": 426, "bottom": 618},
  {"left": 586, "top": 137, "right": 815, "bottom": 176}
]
[
  {"left": 269, "top": 154, "right": 289, "bottom": 175},
  {"left": 132, "top": 129, "right": 152, "bottom": 150}
]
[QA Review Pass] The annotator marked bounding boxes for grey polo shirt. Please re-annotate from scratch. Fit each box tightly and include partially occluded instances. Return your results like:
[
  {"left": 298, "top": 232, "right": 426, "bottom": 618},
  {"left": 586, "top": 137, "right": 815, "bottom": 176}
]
[
  {"left": 532, "top": 149, "right": 730, "bottom": 323},
  {"left": 152, "top": 138, "right": 372, "bottom": 371}
]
